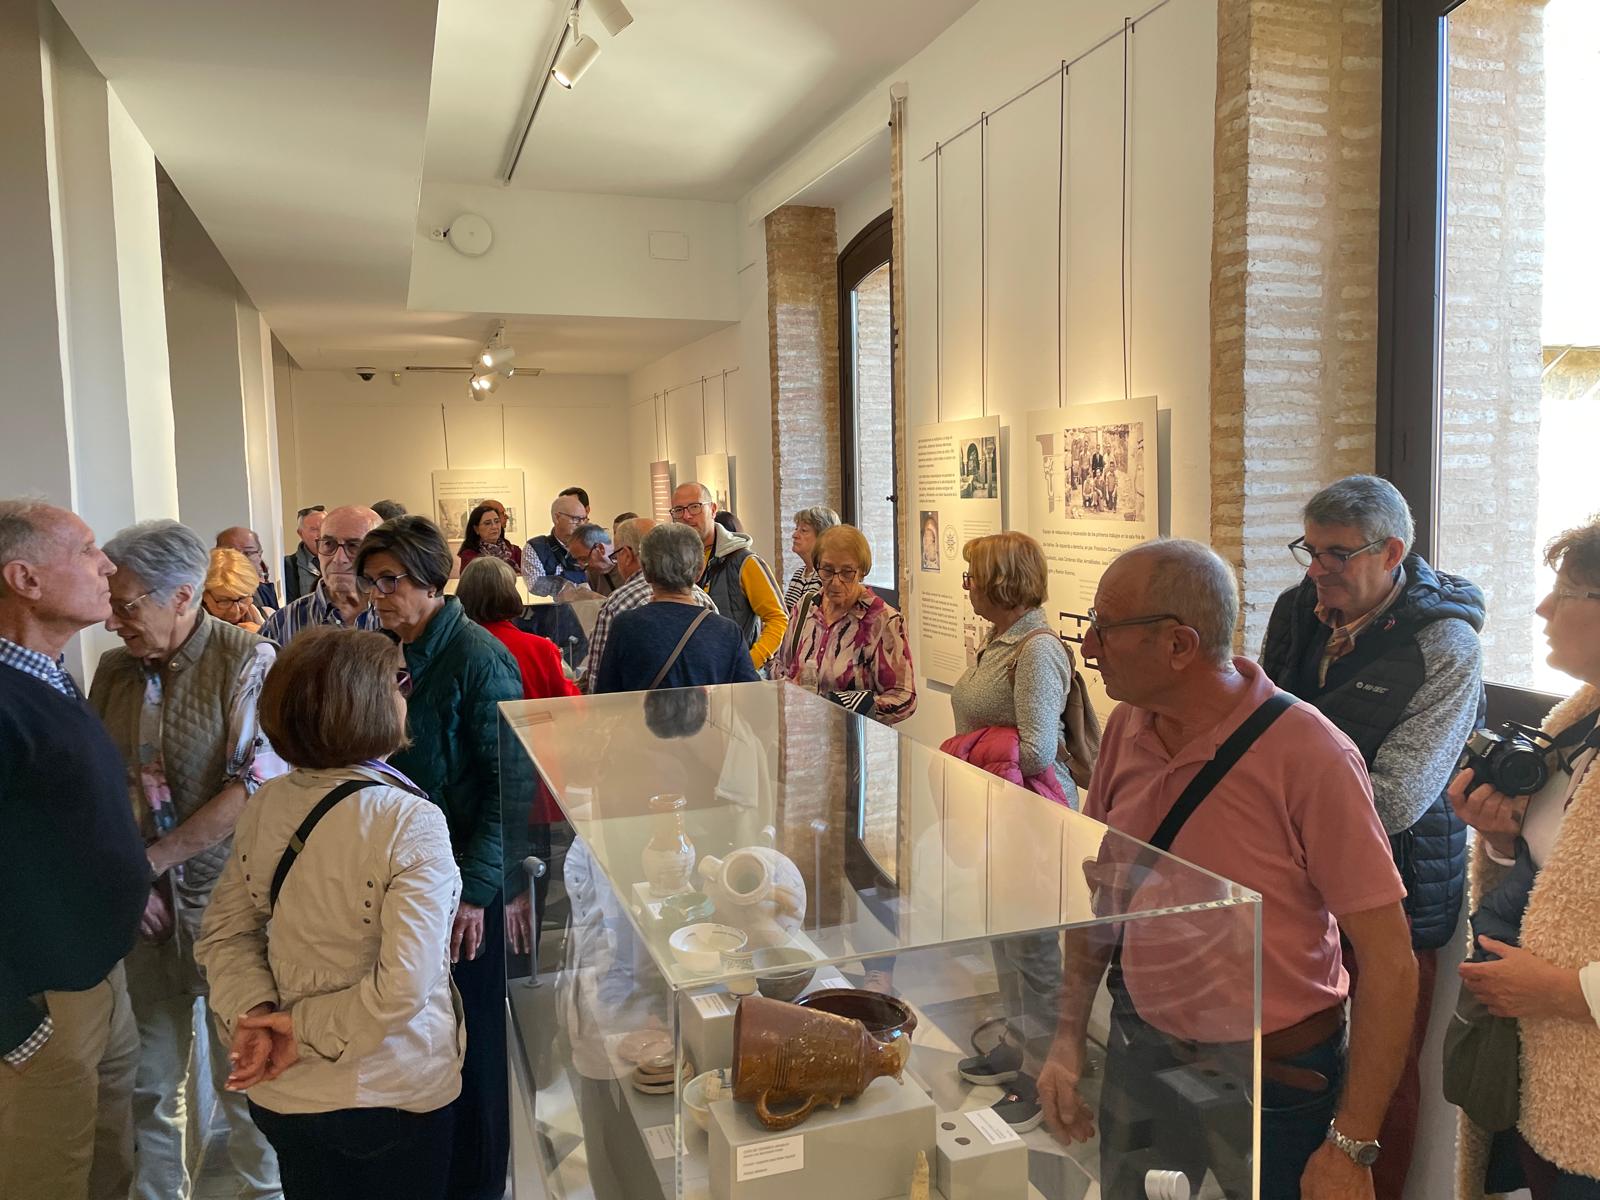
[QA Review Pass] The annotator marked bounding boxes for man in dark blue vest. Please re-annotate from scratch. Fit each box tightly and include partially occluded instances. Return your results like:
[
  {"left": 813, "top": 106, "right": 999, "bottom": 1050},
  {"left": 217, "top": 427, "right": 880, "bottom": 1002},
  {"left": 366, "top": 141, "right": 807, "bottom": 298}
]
[{"left": 1261, "top": 474, "right": 1484, "bottom": 1200}]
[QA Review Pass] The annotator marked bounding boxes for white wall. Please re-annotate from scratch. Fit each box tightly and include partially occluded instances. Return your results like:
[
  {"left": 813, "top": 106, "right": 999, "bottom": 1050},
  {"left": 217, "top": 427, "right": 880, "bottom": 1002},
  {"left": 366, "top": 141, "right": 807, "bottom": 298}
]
[
  {"left": 409, "top": 183, "right": 741, "bottom": 322},
  {"left": 287, "top": 369, "right": 632, "bottom": 550},
  {"left": 835, "top": 171, "right": 892, "bottom": 251}
]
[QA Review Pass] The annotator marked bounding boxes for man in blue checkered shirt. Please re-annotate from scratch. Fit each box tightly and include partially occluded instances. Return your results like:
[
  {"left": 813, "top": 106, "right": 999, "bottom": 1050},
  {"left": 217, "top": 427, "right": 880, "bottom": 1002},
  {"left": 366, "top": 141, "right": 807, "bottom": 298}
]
[{"left": 0, "top": 499, "right": 150, "bottom": 1200}]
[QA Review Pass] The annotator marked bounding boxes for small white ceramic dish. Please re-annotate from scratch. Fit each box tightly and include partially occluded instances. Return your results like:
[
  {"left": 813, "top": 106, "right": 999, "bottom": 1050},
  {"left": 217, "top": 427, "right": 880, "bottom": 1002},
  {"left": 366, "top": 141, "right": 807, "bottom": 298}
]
[
  {"left": 682, "top": 1068, "right": 731, "bottom": 1132},
  {"left": 668, "top": 923, "right": 747, "bottom": 974}
]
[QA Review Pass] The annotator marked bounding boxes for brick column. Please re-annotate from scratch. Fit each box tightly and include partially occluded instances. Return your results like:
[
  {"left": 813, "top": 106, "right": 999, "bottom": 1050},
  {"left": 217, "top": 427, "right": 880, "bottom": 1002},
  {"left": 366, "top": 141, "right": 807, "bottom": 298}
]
[
  {"left": 765, "top": 205, "right": 842, "bottom": 561},
  {"left": 1209, "top": 0, "right": 1383, "bottom": 650}
]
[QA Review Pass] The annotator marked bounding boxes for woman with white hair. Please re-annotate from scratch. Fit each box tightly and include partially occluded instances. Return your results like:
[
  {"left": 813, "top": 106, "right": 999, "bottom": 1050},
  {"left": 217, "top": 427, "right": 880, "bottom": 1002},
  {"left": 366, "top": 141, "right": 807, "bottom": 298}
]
[
  {"left": 592, "top": 522, "right": 758, "bottom": 692},
  {"left": 88, "top": 518, "right": 282, "bottom": 1199},
  {"left": 204, "top": 547, "right": 267, "bottom": 633}
]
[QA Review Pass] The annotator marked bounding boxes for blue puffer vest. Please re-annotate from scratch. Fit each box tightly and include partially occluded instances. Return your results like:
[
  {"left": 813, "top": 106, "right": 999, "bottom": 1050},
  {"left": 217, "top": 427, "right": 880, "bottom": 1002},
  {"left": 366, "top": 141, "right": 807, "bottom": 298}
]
[{"left": 1260, "top": 555, "right": 1486, "bottom": 951}]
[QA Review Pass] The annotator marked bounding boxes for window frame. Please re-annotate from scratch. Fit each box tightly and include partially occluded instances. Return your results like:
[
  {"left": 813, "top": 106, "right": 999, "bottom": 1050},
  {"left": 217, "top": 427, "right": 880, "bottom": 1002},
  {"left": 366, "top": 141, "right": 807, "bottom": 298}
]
[
  {"left": 1377, "top": 0, "right": 1562, "bottom": 719},
  {"left": 837, "top": 209, "right": 898, "bottom": 608}
]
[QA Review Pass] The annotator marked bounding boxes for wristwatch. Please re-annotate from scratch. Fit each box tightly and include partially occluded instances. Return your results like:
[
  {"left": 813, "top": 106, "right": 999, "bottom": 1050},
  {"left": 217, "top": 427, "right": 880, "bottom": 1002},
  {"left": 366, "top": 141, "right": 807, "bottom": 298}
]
[{"left": 1326, "top": 1124, "right": 1381, "bottom": 1167}]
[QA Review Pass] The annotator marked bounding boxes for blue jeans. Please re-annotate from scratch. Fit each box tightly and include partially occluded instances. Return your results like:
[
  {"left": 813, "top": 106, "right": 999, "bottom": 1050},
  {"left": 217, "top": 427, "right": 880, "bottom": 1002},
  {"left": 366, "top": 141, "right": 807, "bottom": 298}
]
[{"left": 1098, "top": 991, "right": 1344, "bottom": 1200}]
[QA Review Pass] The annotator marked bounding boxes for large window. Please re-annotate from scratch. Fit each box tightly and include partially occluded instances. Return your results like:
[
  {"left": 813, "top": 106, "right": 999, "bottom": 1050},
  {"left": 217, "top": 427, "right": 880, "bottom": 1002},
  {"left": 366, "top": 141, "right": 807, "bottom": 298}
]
[
  {"left": 1380, "top": 0, "right": 1599, "bottom": 710},
  {"left": 839, "top": 211, "right": 899, "bottom": 606}
]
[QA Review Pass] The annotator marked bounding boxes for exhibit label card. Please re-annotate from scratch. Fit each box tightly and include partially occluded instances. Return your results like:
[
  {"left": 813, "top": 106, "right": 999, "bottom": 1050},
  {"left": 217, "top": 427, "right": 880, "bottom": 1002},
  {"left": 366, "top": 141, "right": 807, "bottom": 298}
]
[
  {"left": 911, "top": 415, "right": 1003, "bottom": 686},
  {"left": 642, "top": 1124, "right": 676, "bottom": 1160},
  {"left": 1024, "top": 397, "right": 1160, "bottom": 715},
  {"left": 735, "top": 1134, "right": 804, "bottom": 1181},
  {"left": 966, "top": 1105, "right": 1023, "bottom": 1146}
]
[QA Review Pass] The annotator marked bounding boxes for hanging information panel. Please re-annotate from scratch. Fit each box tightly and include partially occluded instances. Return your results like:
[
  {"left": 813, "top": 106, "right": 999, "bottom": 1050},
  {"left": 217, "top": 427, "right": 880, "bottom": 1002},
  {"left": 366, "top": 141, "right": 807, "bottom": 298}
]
[
  {"left": 649, "top": 461, "right": 675, "bottom": 523},
  {"left": 1025, "top": 396, "right": 1159, "bottom": 708},
  {"left": 912, "top": 415, "right": 1003, "bottom": 686},
  {"left": 431, "top": 468, "right": 527, "bottom": 545}
]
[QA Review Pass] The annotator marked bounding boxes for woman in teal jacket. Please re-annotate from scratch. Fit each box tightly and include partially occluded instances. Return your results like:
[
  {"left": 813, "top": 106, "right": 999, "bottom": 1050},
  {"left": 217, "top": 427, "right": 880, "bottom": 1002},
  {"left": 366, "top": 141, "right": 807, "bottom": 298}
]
[{"left": 355, "top": 516, "right": 523, "bottom": 1200}]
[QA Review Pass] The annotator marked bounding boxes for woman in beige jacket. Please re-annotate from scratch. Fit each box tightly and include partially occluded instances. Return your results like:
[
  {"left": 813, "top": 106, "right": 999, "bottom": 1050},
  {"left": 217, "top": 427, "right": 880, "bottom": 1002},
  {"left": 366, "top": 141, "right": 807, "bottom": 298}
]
[
  {"left": 1450, "top": 519, "right": 1600, "bottom": 1199},
  {"left": 196, "top": 627, "right": 465, "bottom": 1200}
]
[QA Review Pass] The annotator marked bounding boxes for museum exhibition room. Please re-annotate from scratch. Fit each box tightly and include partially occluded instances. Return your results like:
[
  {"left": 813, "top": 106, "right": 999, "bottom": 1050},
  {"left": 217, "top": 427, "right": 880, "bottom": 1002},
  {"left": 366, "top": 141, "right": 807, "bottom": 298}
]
[{"left": 4, "top": 0, "right": 1599, "bottom": 1199}]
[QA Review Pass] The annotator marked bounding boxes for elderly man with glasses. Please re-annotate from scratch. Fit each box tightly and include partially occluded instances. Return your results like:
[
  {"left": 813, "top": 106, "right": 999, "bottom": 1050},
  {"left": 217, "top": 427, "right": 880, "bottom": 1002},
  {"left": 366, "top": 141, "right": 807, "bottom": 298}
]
[
  {"left": 259, "top": 505, "right": 385, "bottom": 648},
  {"left": 281, "top": 505, "right": 325, "bottom": 603},
  {"left": 88, "top": 519, "right": 283, "bottom": 1200},
  {"left": 1038, "top": 538, "right": 1417, "bottom": 1200},
  {"left": 1258, "top": 474, "right": 1485, "bottom": 1199},
  {"left": 670, "top": 481, "right": 786, "bottom": 671},
  {"left": 522, "top": 492, "right": 592, "bottom": 591},
  {"left": 215, "top": 526, "right": 279, "bottom": 614}
]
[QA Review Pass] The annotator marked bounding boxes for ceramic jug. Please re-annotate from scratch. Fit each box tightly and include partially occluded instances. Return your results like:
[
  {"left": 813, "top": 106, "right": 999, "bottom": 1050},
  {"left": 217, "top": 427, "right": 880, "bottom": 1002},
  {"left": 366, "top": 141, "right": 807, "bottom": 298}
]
[
  {"left": 732, "top": 995, "right": 904, "bottom": 1130},
  {"left": 640, "top": 794, "right": 696, "bottom": 898},
  {"left": 697, "top": 846, "right": 806, "bottom": 940}
]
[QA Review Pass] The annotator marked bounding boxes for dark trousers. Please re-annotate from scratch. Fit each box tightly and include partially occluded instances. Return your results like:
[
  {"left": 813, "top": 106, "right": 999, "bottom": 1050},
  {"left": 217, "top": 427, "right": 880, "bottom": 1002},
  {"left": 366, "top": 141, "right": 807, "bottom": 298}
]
[
  {"left": 1343, "top": 935, "right": 1437, "bottom": 1200},
  {"left": 1099, "top": 993, "right": 1344, "bottom": 1200},
  {"left": 248, "top": 1101, "right": 453, "bottom": 1200},
  {"left": 1519, "top": 1133, "right": 1600, "bottom": 1200},
  {"left": 449, "top": 897, "right": 509, "bottom": 1200}
]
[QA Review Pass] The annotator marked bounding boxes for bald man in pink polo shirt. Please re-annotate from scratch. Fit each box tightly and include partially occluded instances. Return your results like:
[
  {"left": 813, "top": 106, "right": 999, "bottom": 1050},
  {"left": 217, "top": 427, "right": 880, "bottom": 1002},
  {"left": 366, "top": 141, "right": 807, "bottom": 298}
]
[{"left": 1038, "top": 540, "right": 1417, "bottom": 1200}]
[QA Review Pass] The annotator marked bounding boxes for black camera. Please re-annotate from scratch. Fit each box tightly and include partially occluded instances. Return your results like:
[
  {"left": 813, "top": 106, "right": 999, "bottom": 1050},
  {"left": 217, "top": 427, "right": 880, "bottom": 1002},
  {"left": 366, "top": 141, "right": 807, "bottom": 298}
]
[{"left": 1458, "top": 724, "right": 1552, "bottom": 797}]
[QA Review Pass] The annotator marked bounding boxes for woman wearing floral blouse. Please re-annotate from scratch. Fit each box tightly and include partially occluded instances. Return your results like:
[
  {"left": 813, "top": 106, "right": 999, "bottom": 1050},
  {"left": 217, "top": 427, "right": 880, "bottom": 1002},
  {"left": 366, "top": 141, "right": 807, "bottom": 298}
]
[{"left": 781, "top": 524, "right": 916, "bottom": 724}]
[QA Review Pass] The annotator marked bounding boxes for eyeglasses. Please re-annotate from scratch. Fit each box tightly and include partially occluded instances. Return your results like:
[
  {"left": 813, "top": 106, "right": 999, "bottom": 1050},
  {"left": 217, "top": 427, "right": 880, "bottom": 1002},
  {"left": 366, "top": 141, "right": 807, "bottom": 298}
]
[
  {"left": 668, "top": 502, "right": 705, "bottom": 519},
  {"left": 817, "top": 565, "right": 860, "bottom": 583},
  {"left": 207, "top": 593, "right": 252, "bottom": 609},
  {"left": 112, "top": 591, "right": 153, "bottom": 618},
  {"left": 1287, "top": 536, "right": 1387, "bottom": 572},
  {"left": 395, "top": 669, "right": 413, "bottom": 698},
  {"left": 1551, "top": 583, "right": 1600, "bottom": 604},
  {"left": 1085, "top": 607, "right": 1185, "bottom": 635},
  {"left": 553, "top": 511, "right": 585, "bottom": 524},
  {"left": 296, "top": 505, "right": 325, "bottom": 521},
  {"left": 356, "top": 573, "right": 410, "bottom": 595},
  {"left": 317, "top": 537, "right": 365, "bottom": 558}
]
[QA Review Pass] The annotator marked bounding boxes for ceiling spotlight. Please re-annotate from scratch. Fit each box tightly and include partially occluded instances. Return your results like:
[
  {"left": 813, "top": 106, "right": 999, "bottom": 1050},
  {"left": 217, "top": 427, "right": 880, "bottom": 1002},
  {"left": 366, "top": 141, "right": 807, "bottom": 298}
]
[
  {"left": 552, "top": 9, "right": 600, "bottom": 89},
  {"left": 470, "top": 373, "right": 500, "bottom": 395},
  {"left": 587, "top": 0, "right": 633, "bottom": 36},
  {"left": 480, "top": 345, "right": 516, "bottom": 370}
]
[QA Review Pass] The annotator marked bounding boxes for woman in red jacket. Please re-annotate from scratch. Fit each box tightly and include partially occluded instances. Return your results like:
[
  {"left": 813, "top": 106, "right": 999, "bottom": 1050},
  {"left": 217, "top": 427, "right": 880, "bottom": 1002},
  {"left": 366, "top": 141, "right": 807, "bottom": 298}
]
[{"left": 456, "top": 555, "right": 577, "bottom": 959}]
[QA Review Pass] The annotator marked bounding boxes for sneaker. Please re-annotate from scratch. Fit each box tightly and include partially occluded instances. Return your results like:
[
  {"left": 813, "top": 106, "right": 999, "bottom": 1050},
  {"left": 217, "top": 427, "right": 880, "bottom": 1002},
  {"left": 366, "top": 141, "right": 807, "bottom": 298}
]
[
  {"left": 958, "top": 1038, "right": 1023, "bottom": 1085},
  {"left": 990, "top": 1072, "right": 1043, "bottom": 1132},
  {"left": 861, "top": 969, "right": 896, "bottom": 995}
]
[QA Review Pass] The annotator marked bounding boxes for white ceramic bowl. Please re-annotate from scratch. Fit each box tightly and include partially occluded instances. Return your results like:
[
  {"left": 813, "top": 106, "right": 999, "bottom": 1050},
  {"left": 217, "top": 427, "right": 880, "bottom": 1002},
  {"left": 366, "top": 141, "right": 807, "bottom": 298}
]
[
  {"left": 682, "top": 1068, "right": 730, "bottom": 1132},
  {"left": 668, "top": 923, "right": 747, "bottom": 974}
]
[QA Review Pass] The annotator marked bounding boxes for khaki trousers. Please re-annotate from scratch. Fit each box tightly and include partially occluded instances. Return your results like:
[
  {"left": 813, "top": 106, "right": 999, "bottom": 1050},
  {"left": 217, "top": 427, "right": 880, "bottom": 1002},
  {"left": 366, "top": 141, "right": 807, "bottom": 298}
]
[{"left": 0, "top": 962, "right": 140, "bottom": 1200}]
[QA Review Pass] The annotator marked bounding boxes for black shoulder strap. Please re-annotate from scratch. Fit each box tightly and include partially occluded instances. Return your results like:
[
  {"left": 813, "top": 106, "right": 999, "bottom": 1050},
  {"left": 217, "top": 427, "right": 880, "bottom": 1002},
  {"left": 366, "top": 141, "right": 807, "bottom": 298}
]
[
  {"left": 1146, "top": 690, "right": 1298, "bottom": 853},
  {"left": 269, "top": 780, "right": 379, "bottom": 911}
]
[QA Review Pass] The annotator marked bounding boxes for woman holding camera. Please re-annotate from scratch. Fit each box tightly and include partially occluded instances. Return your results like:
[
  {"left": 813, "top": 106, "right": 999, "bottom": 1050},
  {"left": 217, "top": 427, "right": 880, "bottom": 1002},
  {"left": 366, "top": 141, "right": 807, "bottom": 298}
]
[{"left": 1450, "top": 518, "right": 1600, "bottom": 1198}]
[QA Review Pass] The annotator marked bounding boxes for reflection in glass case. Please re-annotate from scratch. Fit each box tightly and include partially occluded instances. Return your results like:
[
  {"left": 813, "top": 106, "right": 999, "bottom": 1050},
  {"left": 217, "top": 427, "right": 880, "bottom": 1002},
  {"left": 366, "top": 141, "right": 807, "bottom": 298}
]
[{"left": 500, "top": 682, "right": 1261, "bottom": 1200}]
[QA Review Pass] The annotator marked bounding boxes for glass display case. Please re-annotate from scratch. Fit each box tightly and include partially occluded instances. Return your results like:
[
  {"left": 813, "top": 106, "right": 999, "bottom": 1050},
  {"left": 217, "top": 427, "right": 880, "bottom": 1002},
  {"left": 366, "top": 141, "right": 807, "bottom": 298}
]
[{"left": 500, "top": 681, "right": 1261, "bottom": 1200}]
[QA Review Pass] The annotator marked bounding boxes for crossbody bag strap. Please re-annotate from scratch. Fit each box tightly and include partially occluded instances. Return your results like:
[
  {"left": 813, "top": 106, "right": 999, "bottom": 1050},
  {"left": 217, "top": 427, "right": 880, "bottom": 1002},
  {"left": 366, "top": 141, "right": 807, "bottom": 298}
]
[
  {"left": 1147, "top": 690, "right": 1299, "bottom": 853},
  {"left": 269, "top": 779, "right": 379, "bottom": 912},
  {"left": 649, "top": 608, "right": 713, "bottom": 690},
  {"left": 1004, "top": 627, "right": 1061, "bottom": 681}
]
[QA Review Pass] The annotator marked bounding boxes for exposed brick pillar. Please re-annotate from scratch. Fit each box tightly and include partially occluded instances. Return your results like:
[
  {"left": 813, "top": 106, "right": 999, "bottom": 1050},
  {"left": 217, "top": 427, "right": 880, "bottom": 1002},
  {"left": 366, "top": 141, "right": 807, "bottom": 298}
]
[
  {"left": 1209, "top": 0, "right": 1383, "bottom": 650},
  {"left": 765, "top": 205, "right": 842, "bottom": 561}
]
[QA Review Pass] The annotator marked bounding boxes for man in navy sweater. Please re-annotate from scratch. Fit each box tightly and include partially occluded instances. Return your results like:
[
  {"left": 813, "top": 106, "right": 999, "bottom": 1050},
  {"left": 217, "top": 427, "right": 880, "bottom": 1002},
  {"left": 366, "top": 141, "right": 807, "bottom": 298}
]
[{"left": 0, "top": 499, "right": 151, "bottom": 1200}]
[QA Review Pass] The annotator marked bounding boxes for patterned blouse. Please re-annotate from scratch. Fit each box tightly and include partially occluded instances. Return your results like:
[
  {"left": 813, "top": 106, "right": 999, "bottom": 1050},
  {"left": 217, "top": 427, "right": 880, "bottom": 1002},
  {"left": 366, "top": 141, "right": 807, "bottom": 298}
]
[
  {"left": 460, "top": 538, "right": 523, "bottom": 574},
  {"left": 782, "top": 589, "right": 917, "bottom": 725}
]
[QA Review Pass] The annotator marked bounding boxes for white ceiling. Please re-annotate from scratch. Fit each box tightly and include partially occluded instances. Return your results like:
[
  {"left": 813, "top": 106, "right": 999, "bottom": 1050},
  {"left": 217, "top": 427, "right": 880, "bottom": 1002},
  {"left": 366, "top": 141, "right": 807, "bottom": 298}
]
[
  {"left": 425, "top": 0, "right": 979, "bottom": 201},
  {"left": 55, "top": 0, "right": 975, "bottom": 372}
]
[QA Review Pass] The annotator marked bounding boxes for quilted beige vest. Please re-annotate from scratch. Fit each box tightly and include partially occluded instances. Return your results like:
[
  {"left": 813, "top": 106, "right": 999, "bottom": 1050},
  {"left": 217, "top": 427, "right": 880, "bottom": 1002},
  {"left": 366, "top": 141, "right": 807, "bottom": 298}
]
[
  {"left": 1516, "top": 684, "right": 1600, "bottom": 1177},
  {"left": 90, "top": 613, "right": 265, "bottom": 908}
]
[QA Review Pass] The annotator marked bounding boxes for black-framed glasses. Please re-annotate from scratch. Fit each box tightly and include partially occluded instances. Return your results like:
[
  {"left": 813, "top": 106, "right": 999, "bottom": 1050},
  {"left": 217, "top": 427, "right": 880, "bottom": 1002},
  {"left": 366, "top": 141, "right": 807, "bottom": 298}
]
[
  {"left": 817, "top": 565, "right": 860, "bottom": 583},
  {"left": 356, "top": 572, "right": 410, "bottom": 595},
  {"left": 317, "top": 537, "right": 364, "bottom": 558},
  {"left": 1287, "top": 536, "right": 1387, "bottom": 572},
  {"left": 396, "top": 669, "right": 413, "bottom": 698},
  {"left": 552, "top": 510, "right": 585, "bottom": 524},
  {"left": 112, "top": 591, "right": 154, "bottom": 618},
  {"left": 668, "top": 502, "right": 705, "bottom": 519},
  {"left": 1551, "top": 583, "right": 1600, "bottom": 604},
  {"left": 1085, "top": 607, "right": 1185, "bottom": 635},
  {"left": 206, "top": 593, "right": 252, "bottom": 609}
]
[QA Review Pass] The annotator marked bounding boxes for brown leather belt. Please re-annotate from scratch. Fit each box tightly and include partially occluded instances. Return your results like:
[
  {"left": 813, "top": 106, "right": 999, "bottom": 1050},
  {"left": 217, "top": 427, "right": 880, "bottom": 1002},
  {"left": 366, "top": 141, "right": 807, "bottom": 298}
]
[{"left": 1260, "top": 1003, "right": 1345, "bottom": 1093}]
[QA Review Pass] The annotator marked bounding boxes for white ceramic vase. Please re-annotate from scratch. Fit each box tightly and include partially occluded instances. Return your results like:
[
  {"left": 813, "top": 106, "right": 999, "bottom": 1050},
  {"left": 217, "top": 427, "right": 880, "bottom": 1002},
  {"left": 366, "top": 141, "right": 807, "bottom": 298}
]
[{"left": 697, "top": 846, "right": 807, "bottom": 942}]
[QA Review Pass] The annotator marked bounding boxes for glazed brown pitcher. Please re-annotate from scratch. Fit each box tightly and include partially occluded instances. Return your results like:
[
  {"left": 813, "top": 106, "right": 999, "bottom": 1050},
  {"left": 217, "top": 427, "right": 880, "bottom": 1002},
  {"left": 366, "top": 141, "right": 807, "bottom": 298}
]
[{"left": 731, "top": 995, "right": 905, "bottom": 1130}]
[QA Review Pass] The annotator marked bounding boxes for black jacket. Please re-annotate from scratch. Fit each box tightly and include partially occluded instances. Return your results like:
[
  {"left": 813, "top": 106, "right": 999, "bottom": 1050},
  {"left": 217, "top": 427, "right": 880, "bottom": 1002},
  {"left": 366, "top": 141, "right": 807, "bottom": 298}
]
[{"left": 1261, "top": 555, "right": 1486, "bottom": 950}]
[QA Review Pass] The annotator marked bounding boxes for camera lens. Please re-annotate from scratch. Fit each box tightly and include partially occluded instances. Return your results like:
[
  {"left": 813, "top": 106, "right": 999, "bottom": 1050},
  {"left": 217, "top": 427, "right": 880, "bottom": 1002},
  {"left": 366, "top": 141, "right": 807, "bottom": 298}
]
[{"left": 1494, "top": 747, "right": 1550, "bottom": 796}]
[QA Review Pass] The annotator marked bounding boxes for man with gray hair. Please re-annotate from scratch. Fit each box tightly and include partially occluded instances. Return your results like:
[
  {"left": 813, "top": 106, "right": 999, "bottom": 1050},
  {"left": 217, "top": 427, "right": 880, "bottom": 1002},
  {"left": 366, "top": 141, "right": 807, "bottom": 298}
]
[
  {"left": 1260, "top": 474, "right": 1484, "bottom": 1198},
  {"left": 88, "top": 519, "right": 281, "bottom": 1200},
  {"left": 567, "top": 521, "right": 623, "bottom": 596},
  {"left": 1038, "top": 538, "right": 1417, "bottom": 1199},
  {"left": 670, "top": 481, "right": 786, "bottom": 671},
  {"left": 581, "top": 517, "right": 715, "bottom": 691},
  {"left": 0, "top": 500, "right": 149, "bottom": 1200},
  {"left": 281, "top": 504, "right": 324, "bottom": 603},
  {"left": 522, "top": 492, "right": 590, "bottom": 589}
]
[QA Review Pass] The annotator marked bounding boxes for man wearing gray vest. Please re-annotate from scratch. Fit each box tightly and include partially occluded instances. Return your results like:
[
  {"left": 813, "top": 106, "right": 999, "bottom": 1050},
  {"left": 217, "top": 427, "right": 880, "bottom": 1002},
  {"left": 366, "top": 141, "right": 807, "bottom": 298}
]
[
  {"left": 670, "top": 481, "right": 786, "bottom": 672},
  {"left": 90, "top": 520, "right": 282, "bottom": 1200}
]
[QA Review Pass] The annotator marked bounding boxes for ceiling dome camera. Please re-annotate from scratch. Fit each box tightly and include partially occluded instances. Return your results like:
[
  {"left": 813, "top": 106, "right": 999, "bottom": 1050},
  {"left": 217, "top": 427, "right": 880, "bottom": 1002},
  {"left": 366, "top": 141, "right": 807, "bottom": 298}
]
[{"left": 357, "top": 369, "right": 376, "bottom": 382}]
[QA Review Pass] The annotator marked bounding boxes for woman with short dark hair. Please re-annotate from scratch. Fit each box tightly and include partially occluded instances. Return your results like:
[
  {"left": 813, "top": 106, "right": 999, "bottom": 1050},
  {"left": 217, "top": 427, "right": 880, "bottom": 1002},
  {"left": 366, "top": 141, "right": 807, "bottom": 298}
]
[
  {"left": 195, "top": 627, "right": 463, "bottom": 1199},
  {"left": 352, "top": 515, "right": 523, "bottom": 1200},
  {"left": 457, "top": 503, "right": 522, "bottom": 574}
]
